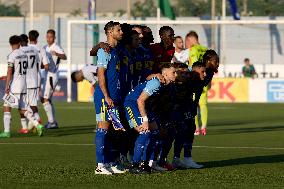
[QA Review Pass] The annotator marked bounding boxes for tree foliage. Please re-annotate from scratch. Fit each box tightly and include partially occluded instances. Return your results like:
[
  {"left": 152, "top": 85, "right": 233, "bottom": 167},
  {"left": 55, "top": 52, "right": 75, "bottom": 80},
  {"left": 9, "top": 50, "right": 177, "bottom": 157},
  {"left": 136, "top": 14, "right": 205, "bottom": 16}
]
[
  {"left": 131, "top": 0, "right": 156, "bottom": 19},
  {"left": 0, "top": 3, "right": 22, "bottom": 16},
  {"left": 175, "top": 0, "right": 284, "bottom": 17}
]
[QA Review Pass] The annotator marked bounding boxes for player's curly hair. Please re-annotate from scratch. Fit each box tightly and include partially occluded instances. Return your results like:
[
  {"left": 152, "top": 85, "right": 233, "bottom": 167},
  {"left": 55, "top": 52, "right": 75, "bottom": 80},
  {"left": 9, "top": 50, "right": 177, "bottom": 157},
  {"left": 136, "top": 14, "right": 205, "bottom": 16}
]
[
  {"left": 203, "top": 49, "right": 219, "bottom": 64},
  {"left": 159, "top": 26, "right": 174, "bottom": 36}
]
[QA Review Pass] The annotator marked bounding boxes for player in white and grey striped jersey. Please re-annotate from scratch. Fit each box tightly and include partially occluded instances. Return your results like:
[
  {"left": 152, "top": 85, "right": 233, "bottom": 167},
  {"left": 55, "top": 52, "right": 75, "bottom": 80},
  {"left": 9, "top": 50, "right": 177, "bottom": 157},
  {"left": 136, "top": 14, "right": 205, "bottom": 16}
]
[{"left": 41, "top": 29, "right": 66, "bottom": 129}]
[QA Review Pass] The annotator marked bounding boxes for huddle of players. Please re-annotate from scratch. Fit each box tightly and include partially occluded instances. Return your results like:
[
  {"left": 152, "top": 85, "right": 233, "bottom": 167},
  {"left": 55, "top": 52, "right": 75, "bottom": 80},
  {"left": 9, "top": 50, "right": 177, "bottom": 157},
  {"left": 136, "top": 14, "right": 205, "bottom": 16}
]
[
  {"left": 72, "top": 21, "right": 219, "bottom": 175},
  {"left": 0, "top": 29, "right": 66, "bottom": 138}
]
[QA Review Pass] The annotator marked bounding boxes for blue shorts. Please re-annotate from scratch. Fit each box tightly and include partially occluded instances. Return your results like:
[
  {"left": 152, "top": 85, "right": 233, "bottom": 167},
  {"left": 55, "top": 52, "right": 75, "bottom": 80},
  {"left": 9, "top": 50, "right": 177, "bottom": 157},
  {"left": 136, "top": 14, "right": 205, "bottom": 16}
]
[
  {"left": 94, "top": 96, "right": 110, "bottom": 122},
  {"left": 124, "top": 103, "right": 142, "bottom": 128},
  {"left": 124, "top": 102, "right": 156, "bottom": 128}
]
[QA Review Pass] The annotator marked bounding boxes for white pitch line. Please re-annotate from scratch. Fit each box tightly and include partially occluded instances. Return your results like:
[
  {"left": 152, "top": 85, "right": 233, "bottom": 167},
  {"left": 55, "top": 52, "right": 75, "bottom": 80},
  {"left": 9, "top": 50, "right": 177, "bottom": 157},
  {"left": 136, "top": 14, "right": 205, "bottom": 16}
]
[
  {"left": 0, "top": 142, "right": 93, "bottom": 146},
  {"left": 194, "top": 146, "right": 284, "bottom": 150},
  {"left": 0, "top": 143, "right": 283, "bottom": 150}
]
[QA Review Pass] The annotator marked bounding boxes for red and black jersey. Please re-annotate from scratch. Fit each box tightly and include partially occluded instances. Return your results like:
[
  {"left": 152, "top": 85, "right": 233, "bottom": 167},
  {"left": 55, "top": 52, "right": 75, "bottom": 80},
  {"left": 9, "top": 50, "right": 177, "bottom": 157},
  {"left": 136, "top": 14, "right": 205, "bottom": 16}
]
[{"left": 150, "top": 43, "right": 175, "bottom": 73}]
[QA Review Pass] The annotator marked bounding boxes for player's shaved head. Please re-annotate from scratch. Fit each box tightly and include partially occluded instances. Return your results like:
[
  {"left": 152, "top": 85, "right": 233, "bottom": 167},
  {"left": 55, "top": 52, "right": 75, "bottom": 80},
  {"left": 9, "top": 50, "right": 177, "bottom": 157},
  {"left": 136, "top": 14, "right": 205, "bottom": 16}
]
[
  {"left": 160, "top": 63, "right": 177, "bottom": 84},
  {"left": 28, "top": 30, "right": 39, "bottom": 42}
]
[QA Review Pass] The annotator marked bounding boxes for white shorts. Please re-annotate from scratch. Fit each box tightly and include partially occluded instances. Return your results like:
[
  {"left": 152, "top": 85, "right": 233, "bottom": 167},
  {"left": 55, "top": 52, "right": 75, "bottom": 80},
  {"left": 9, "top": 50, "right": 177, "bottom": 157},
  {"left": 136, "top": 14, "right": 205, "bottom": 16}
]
[
  {"left": 3, "top": 93, "right": 27, "bottom": 110},
  {"left": 26, "top": 88, "right": 39, "bottom": 106},
  {"left": 42, "top": 73, "right": 58, "bottom": 99}
]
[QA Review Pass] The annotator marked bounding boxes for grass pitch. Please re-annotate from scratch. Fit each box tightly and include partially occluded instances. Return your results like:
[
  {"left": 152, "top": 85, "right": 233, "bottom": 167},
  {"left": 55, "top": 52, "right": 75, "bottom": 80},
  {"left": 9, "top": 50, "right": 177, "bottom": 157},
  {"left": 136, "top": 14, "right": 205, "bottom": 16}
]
[{"left": 0, "top": 102, "right": 283, "bottom": 189}]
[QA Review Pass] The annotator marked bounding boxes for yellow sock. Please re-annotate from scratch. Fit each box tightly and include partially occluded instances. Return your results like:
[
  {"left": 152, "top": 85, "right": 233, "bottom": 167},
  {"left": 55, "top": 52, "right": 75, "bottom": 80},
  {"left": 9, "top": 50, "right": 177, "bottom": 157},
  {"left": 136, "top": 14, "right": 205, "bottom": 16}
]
[
  {"left": 200, "top": 104, "right": 208, "bottom": 129},
  {"left": 195, "top": 115, "right": 199, "bottom": 130}
]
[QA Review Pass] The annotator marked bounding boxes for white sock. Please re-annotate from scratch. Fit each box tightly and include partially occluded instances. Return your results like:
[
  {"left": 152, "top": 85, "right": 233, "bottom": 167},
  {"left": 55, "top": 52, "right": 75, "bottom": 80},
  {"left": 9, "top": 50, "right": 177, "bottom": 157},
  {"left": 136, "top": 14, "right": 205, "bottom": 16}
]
[
  {"left": 3, "top": 112, "right": 11, "bottom": 133},
  {"left": 148, "top": 160, "right": 154, "bottom": 167},
  {"left": 34, "top": 112, "right": 41, "bottom": 122},
  {"left": 43, "top": 102, "right": 54, "bottom": 123},
  {"left": 201, "top": 125, "right": 206, "bottom": 129},
  {"left": 20, "top": 118, "right": 28, "bottom": 130},
  {"left": 24, "top": 111, "right": 39, "bottom": 126},
  {"left": 97, "top": 163, "right": 104, "bottom": 168},
  {"left": 51, "top": 103, "right": 56, "bottom": 121}
]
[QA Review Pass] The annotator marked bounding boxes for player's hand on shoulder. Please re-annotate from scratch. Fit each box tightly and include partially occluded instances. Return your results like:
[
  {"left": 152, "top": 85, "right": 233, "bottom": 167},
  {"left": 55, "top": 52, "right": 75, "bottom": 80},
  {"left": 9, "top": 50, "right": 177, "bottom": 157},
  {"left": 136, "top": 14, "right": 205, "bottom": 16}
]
[
  {"left": 90, "top": 42, "right": 110, "bottom": 56},
  {"left": 99, "top": 42, "right": 111, "bottom": 53},
  {"left": 156, "top": 73, "right": 165, "bottom": 83}
]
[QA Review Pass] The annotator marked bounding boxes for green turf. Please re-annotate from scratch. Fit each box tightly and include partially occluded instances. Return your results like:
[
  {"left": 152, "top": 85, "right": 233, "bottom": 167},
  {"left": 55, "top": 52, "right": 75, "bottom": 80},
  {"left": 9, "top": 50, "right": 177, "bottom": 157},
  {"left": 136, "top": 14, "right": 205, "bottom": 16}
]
[{"left": 0, "top": 103, "right": 283, "bottom": 189}]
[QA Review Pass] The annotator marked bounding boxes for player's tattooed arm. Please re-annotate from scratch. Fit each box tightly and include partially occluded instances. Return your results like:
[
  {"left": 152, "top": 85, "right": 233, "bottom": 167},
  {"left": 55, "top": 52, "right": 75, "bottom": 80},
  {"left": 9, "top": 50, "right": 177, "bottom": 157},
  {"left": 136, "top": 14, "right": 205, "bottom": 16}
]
[
  {"left": 137, "top": 91, "right": 150, "bottom": 132},
  {"left": 90, "top": 42, "right": 111, "bottom": 56},
  {"left": 97, "top": 67, "right": 114, "bottom": 107},
  {"left": 5, "top": 66, "right": 13, "bottom": 94}
]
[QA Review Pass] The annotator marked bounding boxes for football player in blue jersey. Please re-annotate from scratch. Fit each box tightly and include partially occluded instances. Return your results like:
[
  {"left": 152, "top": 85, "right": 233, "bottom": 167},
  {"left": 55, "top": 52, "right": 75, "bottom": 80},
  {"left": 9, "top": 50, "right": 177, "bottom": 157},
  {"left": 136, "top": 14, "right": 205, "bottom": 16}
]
[
  {"left": 138, "top": 26, "right": 155, "bottom": 82},
  {"left": 124, "top": 63, "right": 177, "bottom": 173},
  {"left": 93, "top": 21, "right": 126, "bottom": 175}
]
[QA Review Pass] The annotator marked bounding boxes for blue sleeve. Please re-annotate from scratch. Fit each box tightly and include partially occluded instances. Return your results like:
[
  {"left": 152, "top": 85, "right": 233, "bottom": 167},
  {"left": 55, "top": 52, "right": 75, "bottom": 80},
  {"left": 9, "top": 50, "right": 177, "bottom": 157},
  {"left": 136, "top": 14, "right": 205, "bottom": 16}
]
[
  {"left": 97, "top": 48, "right": 109, "bottom": 68},
  {"left": 143, "top": 78, "right": 161, "bottom": 96}
]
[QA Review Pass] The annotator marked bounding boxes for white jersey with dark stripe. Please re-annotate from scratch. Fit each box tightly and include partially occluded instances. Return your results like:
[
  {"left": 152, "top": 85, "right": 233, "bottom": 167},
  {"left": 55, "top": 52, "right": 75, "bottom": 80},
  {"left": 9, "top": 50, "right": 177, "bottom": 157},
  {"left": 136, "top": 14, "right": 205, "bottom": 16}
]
[{"left": 43, "top": 42, "right": 64, "bottom": 74}]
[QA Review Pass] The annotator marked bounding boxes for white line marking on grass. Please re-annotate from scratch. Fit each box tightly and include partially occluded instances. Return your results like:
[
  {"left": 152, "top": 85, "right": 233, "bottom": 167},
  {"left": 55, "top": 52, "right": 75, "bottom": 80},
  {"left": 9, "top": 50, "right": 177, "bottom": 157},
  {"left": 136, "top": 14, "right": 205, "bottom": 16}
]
[
  {"left": 194, "top": 146, "right": 284, "bottom": 150},
  {"left": 0, "top": 143, "right": 283, "bottom": 150},
  {"left": 0, "top": 142, "right": 93, "bottom": 146}
]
